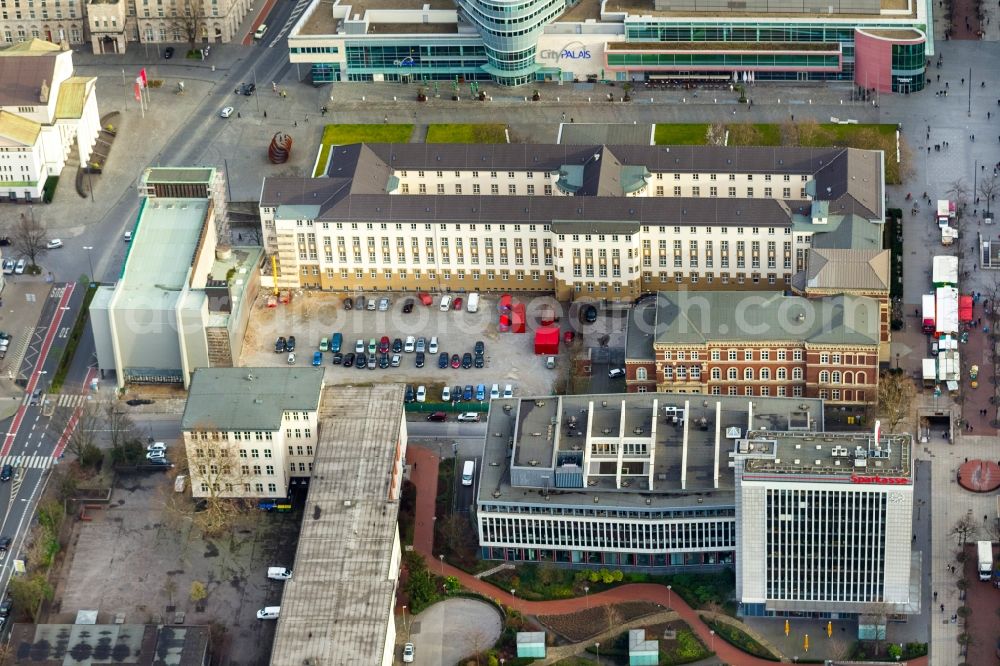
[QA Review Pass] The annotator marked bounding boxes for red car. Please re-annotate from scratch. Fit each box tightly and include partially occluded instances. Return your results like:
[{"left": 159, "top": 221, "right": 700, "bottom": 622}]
[
  {"left": 450, "top": 354, "right": 462, "bottom": 368},
  {"left": 452, "top": 297, "right": 463, "bottom": 311},
  {"left": 378, "top": 336, "right": 390, "bottom": 353},
  {"left": 417, "top": 292, "right": 433, "bottom": 306}
]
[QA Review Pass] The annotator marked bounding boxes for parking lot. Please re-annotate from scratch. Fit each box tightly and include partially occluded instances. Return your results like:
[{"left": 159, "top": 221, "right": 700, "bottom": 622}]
[
  {"left": 240, "top": 291, "right": 575, "bottom": 398},
  {"left": 54, "top": 471, "right": 298, "bottom": 665}
]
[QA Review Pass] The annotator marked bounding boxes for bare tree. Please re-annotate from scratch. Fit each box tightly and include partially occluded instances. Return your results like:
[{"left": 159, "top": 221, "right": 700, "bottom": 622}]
[
  {"left": 946, "top": 178, "right": 971, "bottom": 215},
  {"left": 860, "top": 602, "right": 893, "bottom": 657},
  {"left": 950, "top": 511, "right": 979, "bottom": 546},
  {"left": 978, "top": 173, "right": 999, "bottom": 215},
  {"left": 62, "top": 401, "right": 103, "bottom": 468},
  {"left": 876, "top": 371, "right": 916, "bottom": 432},
  {"left": 168, "top": 0, "right": 208, "bottom": 54},
  {"left": 166, "top": 433, "right": 254, "bottom": 537},
  {"left": 726, "top": 123, "right": 763, "bottom": 146},
  {"left": 11, "top": 211, "right": 49, "bottom": 270}
]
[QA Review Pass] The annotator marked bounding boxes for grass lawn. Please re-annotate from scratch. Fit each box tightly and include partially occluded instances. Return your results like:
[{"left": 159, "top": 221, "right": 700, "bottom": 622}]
[
  {"left": 314, "top": 124, "right": 414, "bottom": 176},
  {"left": 426, "top": 123, "right": 507, "bottom": 143},
  {"left": 654, "top": 123, "right": 710, "bottom": 145}
]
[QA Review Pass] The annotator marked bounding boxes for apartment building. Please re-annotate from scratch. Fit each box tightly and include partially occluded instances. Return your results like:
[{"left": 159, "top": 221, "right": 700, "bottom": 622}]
[
  {"left": 0, "top": 39, "right": 100, "bottom": 201},
  {"left": 181, "top": 367, "right": 325, "bottom": 499},
  {"left": 733, "top": 429, "right": 918, "bottom": 618},
  {"left": 260, "top": 143, "right": 884, "bottom": 301},
  {"left": 624, "top": 291, "right": 880, "bottom": 404},
  {"left": 476, "top": 392, "right": 824, "bottom": 569}
]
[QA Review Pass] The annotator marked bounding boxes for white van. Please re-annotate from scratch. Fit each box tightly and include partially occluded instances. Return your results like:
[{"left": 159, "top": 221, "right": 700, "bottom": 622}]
[
  {"left": 256, "top": 606, "right": 280, "bottom": 620},
  {"left": 467, "top": 292, "right": 480, "bottom": 313},
  {"left": 267, "top": 567, "right": 292, "bottom": 581},
  {"left": 461, "top": 460, "right": 475, "bottom": 486},
  {"left": 254, "top": 23, "right": 268, "bottom": 39}
]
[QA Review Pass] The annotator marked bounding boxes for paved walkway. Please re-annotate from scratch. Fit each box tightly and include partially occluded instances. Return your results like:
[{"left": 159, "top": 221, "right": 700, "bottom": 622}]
[{"left": 406, "top": 446, "right": 929, "bottom": 665}]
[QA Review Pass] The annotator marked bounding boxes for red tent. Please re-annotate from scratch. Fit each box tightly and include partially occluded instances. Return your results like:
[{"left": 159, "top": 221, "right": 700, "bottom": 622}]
[
  {"left": 512, "top": 303, "right": 526, "bottom": 333},
  {"left": 534, "top": 326, "right": 560, "bottom": 355},
  {"left": 498, "top": 293, "right": 512, "bottom": 314},
  {"left": 959, "top": 295, "right": 973, "bottom": 323}
]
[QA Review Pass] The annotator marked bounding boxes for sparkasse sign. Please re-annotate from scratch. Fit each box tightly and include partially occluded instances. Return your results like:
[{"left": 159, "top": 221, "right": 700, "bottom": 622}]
[{"left": 850, "top": 474, "right": 909, "bottom": 485}]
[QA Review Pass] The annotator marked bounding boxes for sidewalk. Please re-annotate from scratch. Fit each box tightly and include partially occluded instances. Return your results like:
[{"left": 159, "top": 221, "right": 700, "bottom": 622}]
[{"left": 405, "top": 445, "right": 929, "bottom": 665}]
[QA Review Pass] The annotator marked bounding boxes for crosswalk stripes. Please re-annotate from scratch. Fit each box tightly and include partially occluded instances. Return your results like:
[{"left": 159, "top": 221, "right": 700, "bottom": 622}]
[
  {"left": 0, "top": 454, "right": 52, "bottom": 470},
  {"left": 270, "top": 0, "right": 310, "bottom": 46},
  {"left": 56, "top": 394, "right": 88, "bottom": 409}
]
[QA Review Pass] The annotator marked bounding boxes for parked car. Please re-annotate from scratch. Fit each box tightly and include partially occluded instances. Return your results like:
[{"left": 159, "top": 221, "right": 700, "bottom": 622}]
[
  {"left": 416, "top": 385, "right": 426, "bottom": 402},
  {"left": 378, "top": 297, "right": 390, "bottom": 311},
  {"left": 366, "top": 297, "right": 377, "bottom": 311},
  {"left": 460, "top": 353, "right": 471, "bottom": 369},
  {"left": 312, "top": 351, "right": 323, "bottom": 366},
  {"left": 474, "top": 354, "right": 484, "bottom": 368},
  {"left": 219, "top": 106, "right": 234, "bottom": 118},
  {"left": 450, "top": 354, "right": 461, "bottom": 369},
  {"left": 379, "top": 336, "right": 390, "bottom": 353},
  {"left": 457, "top": 412, "right": 481, "bottom": 423},
  {"left": 403, "top": 643, "right": 415, "bottom": 663},
  {"left": 0, "top": 597, "right": 12, "bottom": 617},
  {"left": 274, "top": 337, "right": 286, "bottom": 353},
  {"left": 453, "top": 385, "right": 463, "bottom": 402},
  {"left": 355, "top": 339, "right": 365, "bottom": 353},
  {"left": 355, "top": 295, "right": 366, "bottom": 310},
  {"left": 429, "top": 337, "right": 439, "bottom": 354},
  {"left": 367, "top": 355, "right": 377, "bottom": 370},
  {"left": 319, "top": 337, "right": 329, "bottom": 352},
  {"left": 46, "top": 239, "right": 63, "bottom": 249},
  {"left": 417, "top": 292, "right": 433, "bottom": 306},
  {"left": 416, "top": 337, "right": 426, "bottom": 353},
  {"left": 490, "top": 384, "right": 500, "bottom": 399},
  {"left": 147, "top": 441, "right": 167, "bottom": 452},
  {"left": 609, "top": 368, "right": 626, "bottom": 378},
  {"left": 392, "top": 338, "right": 403, "bottom": 353},
  {"left": 343, "top": 298, "right": 354, "bottom": 311},
  {"left": 415, "top": 352, "right": 426, "bottom": 368},
  {"left": 476, "top": 384, "right": 486, "bottom": 401},
  {"left": 378, "top": 353, "right": 390, "bottom": 369},
  {"left": 439, "top": 295, "right": 452, "bottom": 311},
  {"left": 343, "top": 352, "right": 356, "bottom": 367},
  {"left": 332, "top": 352, "right": 343, "bottom": 365},
  {"left": 331, "top": 333, "right": 343, "bottom": 353},
  {"left": 474, "top": 341, "right": 485, "bottom": 355},
  {"left": 463, "top": 385, "right": 474, "bottom": 401},
  {"left": 1, "top": 259, "right": 13, "bottom": 275},
  {"left": 452, "top": 297, "right": 463, "bottom": 311},
  {"left": 286, "top": 352, "right": 295, "bottom": 365},
  {"left": 441, "top": 386, "right": 451, "bottom": 402},
  {"left": 286, "top": 336, "right": 296, "bottom": 352},
  {"left": 582, "top": 304, "right": 598, "bottom": 323},
  {"left": 367, "top": 338, "right": 377, "bottom": 355},
  {"left": 438, "top": 352, "right": 449, "bottom": 369},
  {"left": 426, "top": 411, "right": 447, "bottom": 422},
  {"left": 355, "top": 353, "right": 367, "bottom": 369},
  {"left": 391, "top": 354, "right": 401, "bottom": 367},
  {"left": 404, "top": 336, "right": 416, "bottom": 352},
  {"left": 503, "top": 384, "right": 513, "bottom": 398},
  {"left": 402, "top": 299, "right": 414, "bottom": 313},
  {"left": 13, "top": 259, "right": 26, "bottom": 275},
  {"left": 404, "top": 385, "right": 415, "bottom": 403}
]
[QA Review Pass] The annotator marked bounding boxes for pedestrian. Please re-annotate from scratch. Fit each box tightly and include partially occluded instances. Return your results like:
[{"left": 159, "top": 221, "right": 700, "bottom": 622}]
[
  {"left": 941, "top": 603, "right": 945, "bottom": 612},
  {"left": 264, "top": 110, "right": 267, "bottom": 118},
  {"left": 384, "top": 115, "right": 388, "bottom": 123},
  {"left": 561, "top": 112, "right": 566, "bottom": 121},
  {"left": 962, "top": 77, "right": 965, "bottom": 84},
  {"left": 294, "top": 120, "right": 297, "bottom": 127},
  {"left": 934, "top": 591, "right": 938, "bottom": 600}
]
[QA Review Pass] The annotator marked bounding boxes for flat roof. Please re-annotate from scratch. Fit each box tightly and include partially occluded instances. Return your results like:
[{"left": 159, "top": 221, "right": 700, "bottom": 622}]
[
  {"left": 54, "top": 76, "right": 94, "bottom": 119},
  {"left": 10, "top": 623, "right": 210, "bottom": 666},
  {"left": 371, "top": 22, "right": 458, "bottom": 33},
  {"left": 114, "top": 198, "right": 208, "bottom": 311},
  {"left": 738, "top": 430, "right": 913, "bottom": 481},
  {"left": 181, "top": 367, "right": 325, "bottom": 431},
  {"left": 204, "top": 246, "right": 264, "bottom": 328},
  {"left": 270, "top": 384, "right": 406, "bottom": 666},
  {"left": 297, "top": 0, "right": 456, "bottom": 36},
  {"left": 603, "top": 0, "right": 916, "bottom": 19},
  {"left": 479, "top": 392, "right": 824, "bottom": 508},
  {"left": 143, "top": 167, "right": 216, "bottom": 185}
]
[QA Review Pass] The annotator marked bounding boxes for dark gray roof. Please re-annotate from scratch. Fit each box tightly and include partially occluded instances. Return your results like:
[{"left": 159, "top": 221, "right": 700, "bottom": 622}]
[
  {"left": 625, "top": 299, "right": 657, "bottom": 361},
  {"left": 559, "top": 123, "right": 654, "bottom": 146},
  {"left": 260, "top": 143, "right": 884, "bottom": 228},
  {"left": 181, "top": 367, "right": 324, "bottom": 431},
  {"left": 651, "top": 291, "right": 880, "bottom": 346}
]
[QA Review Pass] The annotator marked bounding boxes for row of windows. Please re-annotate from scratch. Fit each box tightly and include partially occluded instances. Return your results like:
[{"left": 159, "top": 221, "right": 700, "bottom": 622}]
[
  {"left": 607, "top": 53, "right": 840, "bottom": 69},
  {"left": 301, "top": 266, "right": 557, "bottom": 282},
  {"left": 202, "top": 482, "right": 278, "bottom": 494},
  {"left": 664, "top": 349, "right": 805, "bottom": 362},
  {"left": 642, "top": 271, "right": 791, "bottom": 285}
]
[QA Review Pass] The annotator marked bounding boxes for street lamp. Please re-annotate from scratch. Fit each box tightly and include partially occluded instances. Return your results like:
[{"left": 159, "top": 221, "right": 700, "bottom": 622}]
[
  {"left": 595, "top": 642, "right": 600, "bottom": 661},
  {"left": 584, "top": 585, "right": 589, "bottom": 609},
  {"left": 667, "top": 584, "right": 672, "bottom": 609},
  {"left": 82, "top": 246, "right": 95, "bottom": 282},
  {"left": 439, "top": 553, "right": 444, "bottom": 577},
  {"left": 401, "top": 605, "right": 408, "bottom": 637},
  {"left": 710, "top": 630, "right": 715, "bottom": 652},
  {"left": 510, "top": 588, "right": 516, "bottom": 610}
]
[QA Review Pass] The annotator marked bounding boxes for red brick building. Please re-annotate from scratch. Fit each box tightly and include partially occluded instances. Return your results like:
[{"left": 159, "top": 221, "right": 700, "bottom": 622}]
[{"left": 624, "top": 291, "right": 880, "bottom": 404}]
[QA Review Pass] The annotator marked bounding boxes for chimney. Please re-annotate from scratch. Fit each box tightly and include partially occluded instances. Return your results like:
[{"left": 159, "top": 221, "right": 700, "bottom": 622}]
[{"left": 39, "top": 79, "right": 50, "bottom": 104}]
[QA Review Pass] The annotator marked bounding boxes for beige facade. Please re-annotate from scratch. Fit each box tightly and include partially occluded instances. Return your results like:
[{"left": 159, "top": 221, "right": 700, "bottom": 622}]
[
  {"left": 0, "top": 0, "right": 251, "bottom": 53},
  {"left": 261, "top": 143, "right": 876, "bottom": 301}
]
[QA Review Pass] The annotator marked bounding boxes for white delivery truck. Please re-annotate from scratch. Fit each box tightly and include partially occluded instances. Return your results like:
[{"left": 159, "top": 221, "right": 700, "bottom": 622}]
[
  {"left": 977, "top": 541, "right": 993, "bottom": 581},
  {"left": 461, "top": 460, "right": 475, "bottom": 486},
  {"left": 466, "top": 292, "right": 480, "bottom": 313}
]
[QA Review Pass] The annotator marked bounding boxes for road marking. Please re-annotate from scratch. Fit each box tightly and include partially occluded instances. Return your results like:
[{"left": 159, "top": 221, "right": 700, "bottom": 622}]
[
  {"left": 0, "top": 455, "right": 52, "bottom": 470},
  {"left": 58, "top": 327, "right": 69, "bottom": 339},
  {"left": 25, "top": 294, "right": 35, "bottom": 303}
]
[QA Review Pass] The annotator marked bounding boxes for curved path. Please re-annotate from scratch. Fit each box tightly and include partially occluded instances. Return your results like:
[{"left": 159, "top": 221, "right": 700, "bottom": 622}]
[{"left": 406, "top": 445, "right": 929, "bottom": 665}]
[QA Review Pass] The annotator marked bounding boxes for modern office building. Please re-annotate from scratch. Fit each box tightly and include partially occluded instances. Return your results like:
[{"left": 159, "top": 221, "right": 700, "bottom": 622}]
[
  {"left": 181, "top": 367, "right": 326, "bottom": 499},
  {"left": 0, "top": 39, "right": 100, "bottom": 202},
  {"left": 733, "top": 429, "right": 918, "bottom": 618},
  {"left": 0, "top": 0, "right": 253, "bottom": 53},
  {"left": 287, "top": 0, "right": 928, "bottom": 91},
  {"left": 475, "top": 392, "right": 824, "bottom": 568},
  {"left": 270, "top": 384, "right": 408, "bottom": 666},
  {"left": 90, "top": 167, "right": 262, "bottom": 389},
  {"left": 623, "top": 290, "right": 882, "bottom": 404},
  {"left": 259, "top": 143, "right": 885, "bottom": 300}
]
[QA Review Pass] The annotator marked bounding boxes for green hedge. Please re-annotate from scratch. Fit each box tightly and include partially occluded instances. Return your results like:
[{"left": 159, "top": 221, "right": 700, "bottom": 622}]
[
  {"left": 406, "top": 401, "right": 489, "bottom": 413},
  {"left": 42, "top": 176, "right": 59, "bottom": 203},
  {"left": 701, "top": 616, "right": 780, "bottom": 662}
]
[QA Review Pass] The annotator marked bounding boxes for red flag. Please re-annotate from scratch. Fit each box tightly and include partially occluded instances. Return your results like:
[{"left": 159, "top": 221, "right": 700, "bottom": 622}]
[
  {"left": 134, "top": 82, "right": 141, "bottom": 101},
  {"left": 139, "top": 68, "right": 147, "bottom": 87}
]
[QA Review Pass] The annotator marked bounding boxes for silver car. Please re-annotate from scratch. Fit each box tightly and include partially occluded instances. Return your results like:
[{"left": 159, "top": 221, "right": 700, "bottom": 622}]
[{"left": 377, "top": 297, "right": 390, "bottom": 311}]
